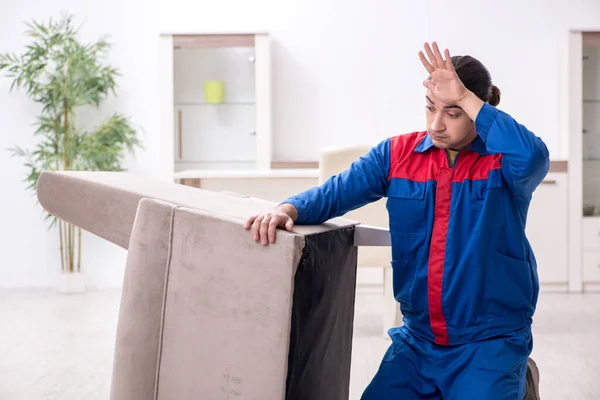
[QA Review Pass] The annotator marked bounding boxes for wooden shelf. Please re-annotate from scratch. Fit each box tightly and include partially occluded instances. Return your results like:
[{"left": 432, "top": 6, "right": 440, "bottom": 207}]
[
  {"left": 175, "top": 159, "right": 254, "bottom": 164},
  {"left": 271, "top": 161, "right": 319, "bottom": 169},
  {"left": 175, "top": 102, "right": 255, "bottom": 106},
  {"left": 173, "top": 34, "right": 255, "bottom": 49}
]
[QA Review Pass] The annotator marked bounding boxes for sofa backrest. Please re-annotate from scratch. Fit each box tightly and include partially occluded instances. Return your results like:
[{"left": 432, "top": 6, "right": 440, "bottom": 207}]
[
  {"left": 36, "top": 171, "right": 357, "bottom": 250},
  {"left": 111, "top": 198, "right": 307, "bottom": 399}
]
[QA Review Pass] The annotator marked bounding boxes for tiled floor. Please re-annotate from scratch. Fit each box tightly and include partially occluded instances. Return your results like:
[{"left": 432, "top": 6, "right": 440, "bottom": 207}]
[{"left": 0, "top": 288, "right": 599, "bottom": 399}]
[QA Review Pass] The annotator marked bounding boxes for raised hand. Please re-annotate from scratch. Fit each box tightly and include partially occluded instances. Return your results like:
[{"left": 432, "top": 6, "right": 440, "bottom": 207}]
[{"left": 418, "top": 42, "right": 468, "bottom": 105}]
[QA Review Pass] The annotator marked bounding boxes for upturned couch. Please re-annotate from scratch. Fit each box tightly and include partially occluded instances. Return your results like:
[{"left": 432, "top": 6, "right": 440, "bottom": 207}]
[{"left": 36, "top": 171, "right": 391, "bottom": 400}]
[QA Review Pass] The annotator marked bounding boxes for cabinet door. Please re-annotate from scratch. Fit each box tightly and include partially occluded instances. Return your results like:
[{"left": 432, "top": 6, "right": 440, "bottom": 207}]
[
  {"left": 583, "top": 250, "right": 600, "bottom": 283},
  {"left": 173, "top": 43, "right": 258, "bottom": 169},
  {"left": 583, "top": 217, "right": 600, "bottom": 250},
  {"left": 176, "top": 104, "right": 256, "bottom": 165},
  {"left": 525, "top": 173, "right": 569, "bottom": 284},
  {"left": 582, "top": 218, "right": 600, "bottom": 285}
]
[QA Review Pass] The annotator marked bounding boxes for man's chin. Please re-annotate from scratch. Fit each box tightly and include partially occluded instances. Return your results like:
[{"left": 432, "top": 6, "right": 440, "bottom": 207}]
[{"left": 430, "top": 136, "right": 450, "bottom": 149}]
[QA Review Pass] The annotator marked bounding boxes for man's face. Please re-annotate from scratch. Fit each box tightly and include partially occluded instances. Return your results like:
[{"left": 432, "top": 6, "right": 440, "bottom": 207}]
[{"left": 425, "top": 90, "right": 477, "bottom": 150}]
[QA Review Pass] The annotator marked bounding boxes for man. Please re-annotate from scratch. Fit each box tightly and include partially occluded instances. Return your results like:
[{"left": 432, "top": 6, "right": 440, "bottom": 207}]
[{"left": 246, "top": 42, "right": 544, "bottom": 399}]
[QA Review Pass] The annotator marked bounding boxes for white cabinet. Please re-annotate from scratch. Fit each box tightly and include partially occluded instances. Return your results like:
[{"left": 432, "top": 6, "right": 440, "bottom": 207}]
[
  {"left": 170, "top": 33, "right": 272, "bottom": 173},
  {"left": 583, "top": 217, "right": 600, "bottom": 250},
  {"left": 583, "top": 251, "right": 600, "bottom": 283},
  {"left": 582, "top": 42, "right": 600, "bottom": 209},
  {"left": 526, "top": 172, "right": 569, "bottom": 288},
  {"left": 579, "top": 37, "right": 600, "bottom": 291},
  {"left": 582, "top": 218, "right": 600, "bottom": 286}
]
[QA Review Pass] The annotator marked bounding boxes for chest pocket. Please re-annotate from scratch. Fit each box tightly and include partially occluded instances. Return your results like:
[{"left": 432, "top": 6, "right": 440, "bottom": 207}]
[
  {"left": 386, "top": 180, "right": 428, "bottom": 236},
  {"left": 469, "top": 173, "right": 507, "bottom": 231}
]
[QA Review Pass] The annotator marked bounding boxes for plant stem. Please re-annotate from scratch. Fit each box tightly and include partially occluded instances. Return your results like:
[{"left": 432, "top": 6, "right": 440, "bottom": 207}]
[
  {"left": 65, "top": 222, "right": 69, "bottom": 273},
  {"left": 63, "top": 99, "right": 69, "bottom": 170},
  {"left": 59, "top": 220, "right": 65, "bottom": 273},
  {"left": 64, "top": 222, "right": 69, "bottom": 273},
  {"left": 64, "top": 221, "right": 68, "bottom": 273},
  {"left": 77, "top": 227, "right": 82, "bottom": 273},
  {"left": 71, "top": 224, "right": 75, "bottom": 272},
  {"left": 54, "top": 117, "right": 60, "bottom": 170},
  {"left": 69, "top": 226, "right": 72, "bottom": 272},
  {"left": 65, "top": 222, "right": 69, "bottom": 272}
]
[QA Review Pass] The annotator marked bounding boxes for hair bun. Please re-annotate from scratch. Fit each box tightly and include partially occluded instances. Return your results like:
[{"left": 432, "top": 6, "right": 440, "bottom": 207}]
[{"left": 489, "top": 85, "right": 501, "bottom": 106}]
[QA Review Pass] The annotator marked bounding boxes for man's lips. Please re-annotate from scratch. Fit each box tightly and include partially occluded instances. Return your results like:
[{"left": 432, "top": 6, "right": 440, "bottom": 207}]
[{"left": 429, "top": 131, "right": 446, "bottom": 140}]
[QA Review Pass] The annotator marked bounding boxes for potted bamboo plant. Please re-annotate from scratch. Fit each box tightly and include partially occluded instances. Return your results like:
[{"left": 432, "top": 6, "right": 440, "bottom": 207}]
[{"left": 0, "top": 14, "right": 142, "bottom": 293}]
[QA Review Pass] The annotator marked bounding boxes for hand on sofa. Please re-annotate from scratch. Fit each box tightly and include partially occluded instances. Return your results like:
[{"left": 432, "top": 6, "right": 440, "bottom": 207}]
[{"left": 245, "top": 204, "right": 298, "bottom": 245}]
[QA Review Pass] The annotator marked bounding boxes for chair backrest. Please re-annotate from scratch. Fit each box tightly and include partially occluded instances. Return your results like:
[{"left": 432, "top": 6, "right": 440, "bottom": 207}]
[{"left": 319, "top": 145, "right": 392, "bottom": 266}]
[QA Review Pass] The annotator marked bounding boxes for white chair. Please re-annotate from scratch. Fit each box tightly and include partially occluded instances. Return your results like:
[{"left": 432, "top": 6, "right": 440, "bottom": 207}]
[{"left": 319, "top": 145, "right": 402, "bottom": 337}]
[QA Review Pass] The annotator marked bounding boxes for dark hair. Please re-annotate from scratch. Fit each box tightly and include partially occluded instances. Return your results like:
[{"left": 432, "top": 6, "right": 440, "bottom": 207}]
[{"left": 451, "top": 55, "right": 500, "bottom": 107}]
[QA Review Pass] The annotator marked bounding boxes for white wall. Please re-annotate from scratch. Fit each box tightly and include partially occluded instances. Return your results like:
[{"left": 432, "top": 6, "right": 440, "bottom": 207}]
[
  {"left": 159, "top": 0, "right": 600, "bottom": 159},
  {"left": 2, "top": 0, "right": 600, "bottom": 288},
  {"left": 0, "top": 0, "right": 161, "bottom": 288}
]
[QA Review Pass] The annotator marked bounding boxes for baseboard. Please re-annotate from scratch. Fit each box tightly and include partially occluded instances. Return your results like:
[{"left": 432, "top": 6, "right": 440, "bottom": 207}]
[
  {"left": 539, "top": 283, "right": 569, "bottom": 293},
  {"left": 584, "top": 282, "right": 600, "bottom": 292}
]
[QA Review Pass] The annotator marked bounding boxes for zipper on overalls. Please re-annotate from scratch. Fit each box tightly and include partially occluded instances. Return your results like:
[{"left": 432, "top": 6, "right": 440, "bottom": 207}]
[{"left": 429, "top": 148, "right": 456, "bottom": 345}]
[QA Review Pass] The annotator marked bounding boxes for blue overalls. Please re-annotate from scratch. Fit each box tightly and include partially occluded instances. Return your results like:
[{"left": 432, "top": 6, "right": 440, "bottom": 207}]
[{"left": 282, "top": 103, "right": 550, "bottom": 399}]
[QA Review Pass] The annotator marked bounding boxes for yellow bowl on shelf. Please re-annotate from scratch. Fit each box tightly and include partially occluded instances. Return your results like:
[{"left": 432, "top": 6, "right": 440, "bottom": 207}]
[{"left": 204, "top": 81, "right": 225, "bottom": 104}]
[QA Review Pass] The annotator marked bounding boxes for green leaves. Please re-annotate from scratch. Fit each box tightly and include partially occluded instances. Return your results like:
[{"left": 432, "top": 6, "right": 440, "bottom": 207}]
[
  {"left": 0, "top": 12, "right": 141, "bottom": 196},
  {"left": 74, "top": 114, "right": 142, "bottom": 172},
  {"left": 0, "top": 13, "right": 142, "bottom": 271}
]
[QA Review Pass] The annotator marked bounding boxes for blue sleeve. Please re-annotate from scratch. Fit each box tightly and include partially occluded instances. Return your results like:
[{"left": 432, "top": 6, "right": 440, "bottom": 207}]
[
  {"left": 475, "top": 103, "right": 550, "bottom": 197},
  {"left": 281, "top": 139, "right": 391, "bottom": 225}
]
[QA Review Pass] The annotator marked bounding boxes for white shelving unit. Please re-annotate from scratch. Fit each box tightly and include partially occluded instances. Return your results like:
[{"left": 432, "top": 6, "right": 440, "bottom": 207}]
[
  {"left": 581, "top": 35, "right": 600, "bottom": 291},
  {"left": 583, "top": 42, "right": 600, "bottom": 210},
  {"left": 159, "top": 32, "right": 272, "bottom": 181},
  {"left": 507, "top": 31, "right": 600, "bottom": 293}
]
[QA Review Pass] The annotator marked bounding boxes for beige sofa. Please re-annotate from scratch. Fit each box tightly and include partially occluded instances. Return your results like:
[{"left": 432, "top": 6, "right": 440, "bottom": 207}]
[{"left": 36, "top": 171, "right": 391, "bottom": 400}]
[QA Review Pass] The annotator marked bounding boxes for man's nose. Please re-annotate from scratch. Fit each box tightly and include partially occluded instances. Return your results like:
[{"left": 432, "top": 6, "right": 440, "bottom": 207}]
[{"left": 430, "top": 115, "right": 445, "bottom": 131}]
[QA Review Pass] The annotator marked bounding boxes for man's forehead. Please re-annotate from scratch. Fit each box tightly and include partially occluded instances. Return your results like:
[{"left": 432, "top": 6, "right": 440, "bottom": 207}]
[{"left": 425, "top": 92, "right": 462, "bottom": 110}]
